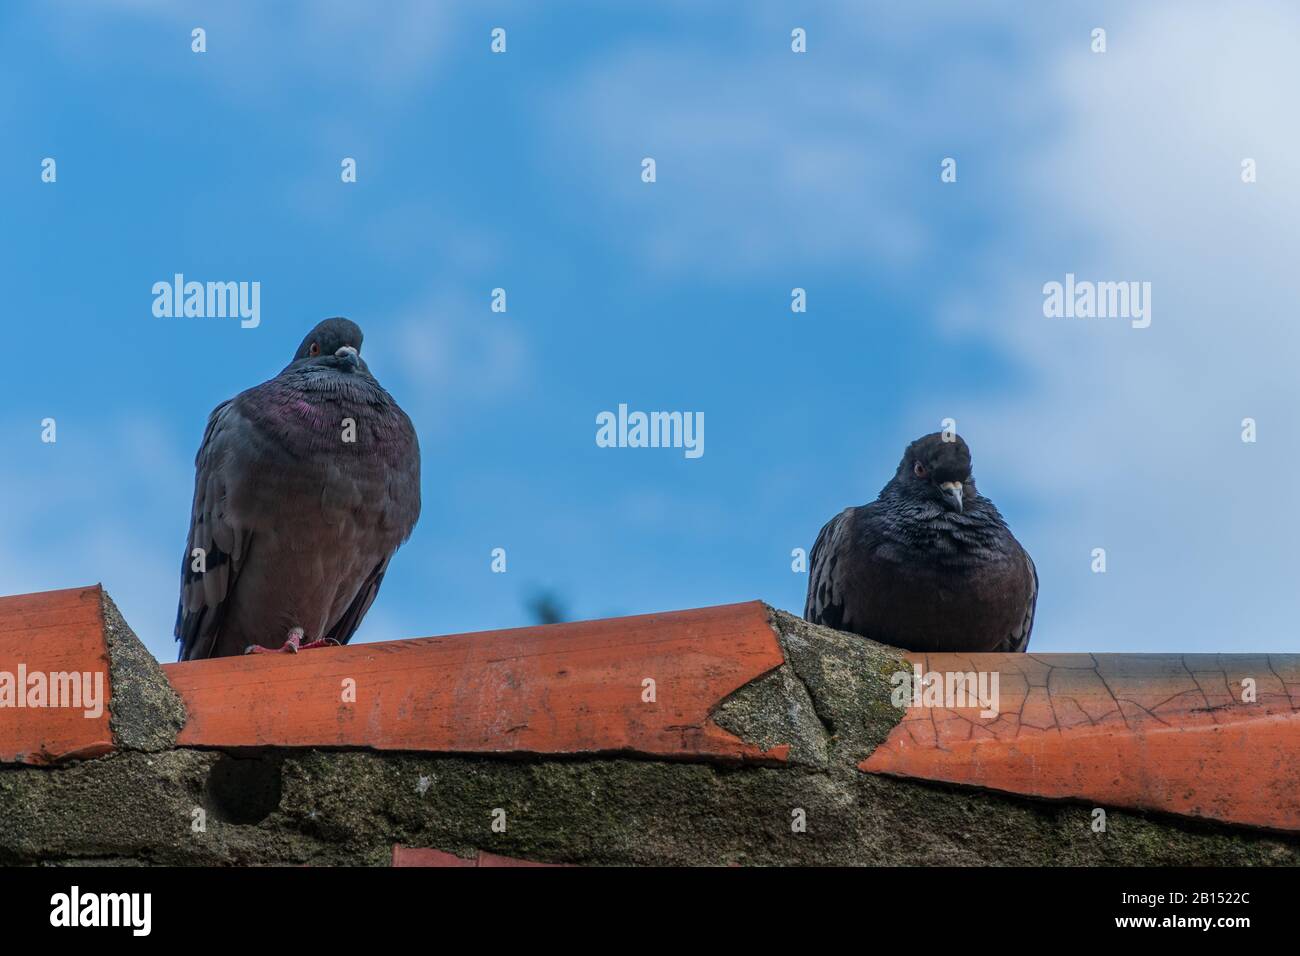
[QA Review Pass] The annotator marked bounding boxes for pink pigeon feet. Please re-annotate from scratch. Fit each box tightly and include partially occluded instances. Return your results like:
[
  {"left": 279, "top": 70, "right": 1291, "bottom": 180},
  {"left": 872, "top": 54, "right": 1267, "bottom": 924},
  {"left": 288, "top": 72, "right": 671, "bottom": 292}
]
[{"left": 244, "top": 627, "right": 341, "bottom": 655}]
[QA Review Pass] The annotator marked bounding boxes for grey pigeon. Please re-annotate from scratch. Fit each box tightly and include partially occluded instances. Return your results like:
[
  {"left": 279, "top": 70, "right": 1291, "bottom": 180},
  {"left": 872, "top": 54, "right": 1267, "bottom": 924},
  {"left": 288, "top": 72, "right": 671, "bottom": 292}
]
[
  {"left": 175, "top": 318, "right": 421, "bottom": 660},
  {"left": 804, "top": 432, "right": 1036, "bottom": 653}
]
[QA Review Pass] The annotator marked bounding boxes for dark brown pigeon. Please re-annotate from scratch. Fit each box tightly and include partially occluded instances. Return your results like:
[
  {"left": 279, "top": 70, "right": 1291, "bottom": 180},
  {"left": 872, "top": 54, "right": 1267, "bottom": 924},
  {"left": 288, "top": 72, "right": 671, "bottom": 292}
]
[
  {"left": 804, "top": 432, "right": 1036, "bottom": 653},
  {"left": 175, "top": 318, "right": 421, "bottom": 660}
]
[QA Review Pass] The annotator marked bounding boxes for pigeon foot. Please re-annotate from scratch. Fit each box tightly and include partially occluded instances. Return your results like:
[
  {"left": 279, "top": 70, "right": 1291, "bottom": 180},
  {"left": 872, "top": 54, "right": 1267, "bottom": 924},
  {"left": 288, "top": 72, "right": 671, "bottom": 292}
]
[{"left": 244, "top": 627, "right": 340, "bottom": 655}]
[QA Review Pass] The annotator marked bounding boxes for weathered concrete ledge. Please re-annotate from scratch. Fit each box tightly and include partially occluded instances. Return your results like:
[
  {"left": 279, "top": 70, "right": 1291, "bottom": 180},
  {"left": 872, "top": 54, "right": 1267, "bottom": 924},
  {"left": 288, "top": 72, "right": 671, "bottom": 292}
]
[{"left": 0, "top": 586, "right": 1296, "bottom": 865}]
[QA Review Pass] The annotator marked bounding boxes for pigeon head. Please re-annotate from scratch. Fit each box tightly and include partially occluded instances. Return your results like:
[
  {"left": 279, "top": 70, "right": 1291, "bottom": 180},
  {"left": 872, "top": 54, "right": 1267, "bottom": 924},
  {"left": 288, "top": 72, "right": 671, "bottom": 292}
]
[
  {"left": 290, "top": 318, "right": 367, "bottom": 374},
  {"left": 891, "top": 432, "right": 974, "bottom": 513}
]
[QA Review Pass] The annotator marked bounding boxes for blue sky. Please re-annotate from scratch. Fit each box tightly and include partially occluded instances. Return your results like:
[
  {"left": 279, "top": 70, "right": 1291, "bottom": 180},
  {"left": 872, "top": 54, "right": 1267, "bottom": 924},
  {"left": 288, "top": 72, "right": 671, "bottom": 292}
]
[{"left": 3, "top": 1, "right": 1297, "bottom": 660}]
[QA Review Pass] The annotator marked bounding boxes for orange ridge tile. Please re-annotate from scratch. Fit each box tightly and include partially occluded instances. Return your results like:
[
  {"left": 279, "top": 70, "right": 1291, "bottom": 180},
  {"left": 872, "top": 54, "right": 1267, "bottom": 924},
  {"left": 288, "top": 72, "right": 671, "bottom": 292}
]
[
  {"left": 0, "top": 586, "right": 114, "bottom": 765},
  {"left": 391, "top": 846, "right": 566, "bottom": 867},
  {"left": 860, "top": 652, "right": 1300, "bottom": 832},
  {"left": 163, "top": 601, "right": 788, "bottom": 764}
]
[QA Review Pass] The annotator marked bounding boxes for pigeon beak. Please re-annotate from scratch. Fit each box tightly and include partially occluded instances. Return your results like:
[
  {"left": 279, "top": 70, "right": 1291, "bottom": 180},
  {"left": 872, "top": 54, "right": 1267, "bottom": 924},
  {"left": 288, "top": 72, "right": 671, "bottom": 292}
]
[
  {"left": 938, "top": 481, "right": 964, "bottom": 513},
  {"left": 335, "top": 346, "right": 359, "bottom": 370}
]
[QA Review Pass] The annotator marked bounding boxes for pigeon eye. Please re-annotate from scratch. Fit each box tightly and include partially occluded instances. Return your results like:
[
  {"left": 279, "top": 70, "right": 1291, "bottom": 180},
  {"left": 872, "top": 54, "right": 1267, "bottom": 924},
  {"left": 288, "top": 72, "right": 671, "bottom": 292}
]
[
  {"left": 309, "top": 342, "right": 320, "bottom": 357},
  {"left": 913, "top": 461, "right": 927, "bottom": 478}
]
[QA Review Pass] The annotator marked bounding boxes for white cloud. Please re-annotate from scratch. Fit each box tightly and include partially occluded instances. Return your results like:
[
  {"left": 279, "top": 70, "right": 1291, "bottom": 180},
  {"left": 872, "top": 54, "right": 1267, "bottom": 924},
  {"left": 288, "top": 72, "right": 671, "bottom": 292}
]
[
  {"left": 548, "top": 48, "right": 932, "bottom": 275},
  {"left": 43, "top": 0, "right": 463, "bottom": 96},
  {"left": 364, "top": 287, "right": 531, "bottom": 433},
  {"left": 953, "top": 0, "right": 1300, "bottom": 651},
  {"left": 543, "top": 4, "right": 1052, "bottom": 277}
]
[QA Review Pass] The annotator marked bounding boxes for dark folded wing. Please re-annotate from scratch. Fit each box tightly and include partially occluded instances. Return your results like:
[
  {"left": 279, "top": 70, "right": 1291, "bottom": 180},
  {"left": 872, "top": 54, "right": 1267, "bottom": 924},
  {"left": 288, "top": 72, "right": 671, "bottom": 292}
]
[
  {"left": 174, "top": 400, "right": 253, "bottom": 661},
  {"left": 323, "top": 558, "right": 390, "bottom": 646},
  {"left": 997, "top": 546, "right": 1038, "bottom": 654},
  {"left": 804, "top": 508, "right": 857, "bottom": 631}
]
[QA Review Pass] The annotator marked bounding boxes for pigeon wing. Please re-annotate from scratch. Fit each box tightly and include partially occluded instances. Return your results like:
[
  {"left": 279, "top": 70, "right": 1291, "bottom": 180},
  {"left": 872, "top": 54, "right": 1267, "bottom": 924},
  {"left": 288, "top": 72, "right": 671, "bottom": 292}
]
[
  {"left": 174, "top": 400, "right": 253, "bottom": 661},
  {"left": 323, "top": 558, "right": 390, "bottom": 646},
  {"left": 804, "top": 507, "right": 861, "bottom": 632},
  {"left": 997, "top": 545, "right": 1038, "bottom": 653}
]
